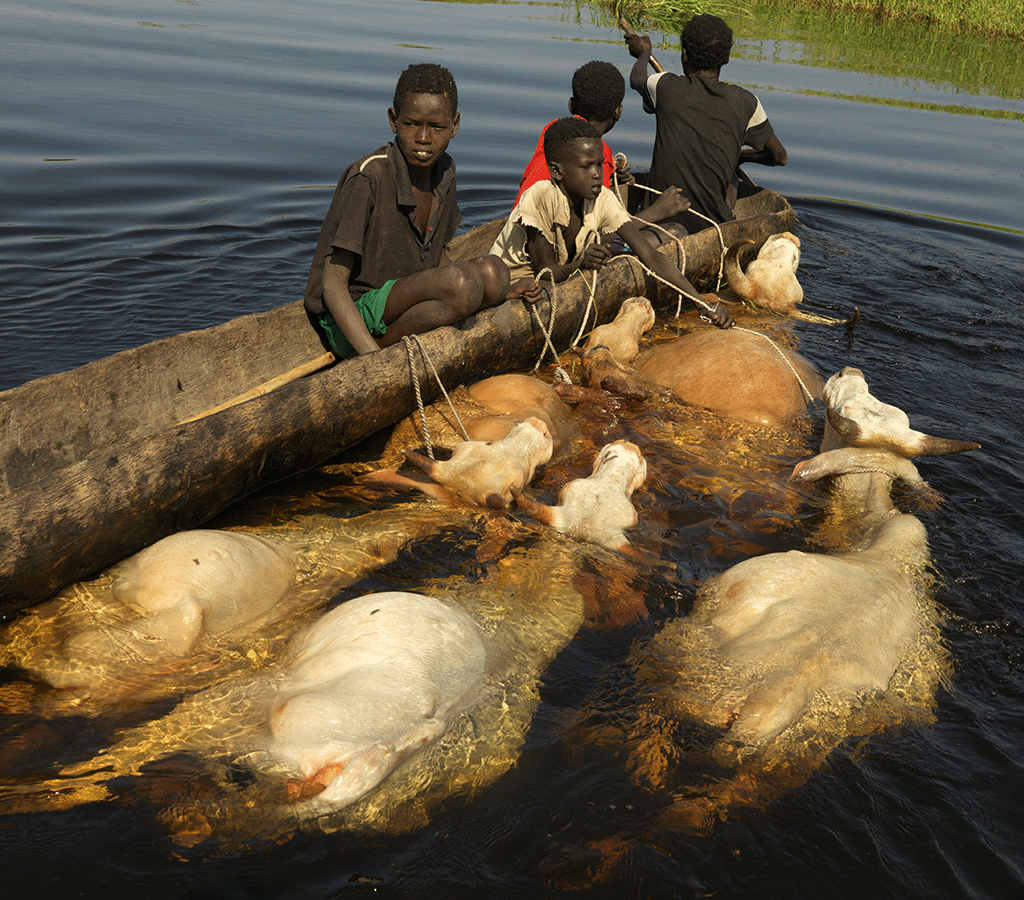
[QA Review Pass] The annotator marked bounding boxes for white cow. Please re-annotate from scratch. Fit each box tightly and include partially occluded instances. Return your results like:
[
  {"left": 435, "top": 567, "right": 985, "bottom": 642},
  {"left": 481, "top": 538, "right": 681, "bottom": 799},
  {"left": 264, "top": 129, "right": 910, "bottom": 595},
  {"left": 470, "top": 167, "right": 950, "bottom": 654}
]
[
  {"left": 265, "top": 592, "right": 487, "bottom": 812},
  {"left": 682, "top": 367, "right": 978, "bottom": 749},
  {"left": 513, "top": 441, "right": 647, "bottom": 553},
  {"left": 3, "top": 507, "right": 454, "bottom": 703},
  {"left": 361, "top": 416, "right": 554, "bottom": 509},
  {"left": 609, "top": 367, "right": 978, "bottom": 828}
]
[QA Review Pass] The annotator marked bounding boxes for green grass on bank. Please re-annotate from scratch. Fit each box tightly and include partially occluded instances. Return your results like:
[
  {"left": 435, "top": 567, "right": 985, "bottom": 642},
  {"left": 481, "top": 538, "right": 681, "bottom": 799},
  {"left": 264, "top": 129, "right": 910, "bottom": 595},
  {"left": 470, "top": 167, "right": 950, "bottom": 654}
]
[
  {"left": 611, "top": 0, "right": 1024, "bottom": 40},
  {"left": 599, "top": 0, "right": 1024, "bottom": 108},
  {"left": 796, "top": 0, "right": 1023, "bottom": 40}
]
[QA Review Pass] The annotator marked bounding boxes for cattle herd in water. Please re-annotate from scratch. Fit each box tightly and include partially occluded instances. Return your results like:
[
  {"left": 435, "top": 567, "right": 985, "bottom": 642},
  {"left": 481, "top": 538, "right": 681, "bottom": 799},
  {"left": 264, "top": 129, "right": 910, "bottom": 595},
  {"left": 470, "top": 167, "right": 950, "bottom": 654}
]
[{"left": 0, "top": 234, "right": 979, "bottom": 860}]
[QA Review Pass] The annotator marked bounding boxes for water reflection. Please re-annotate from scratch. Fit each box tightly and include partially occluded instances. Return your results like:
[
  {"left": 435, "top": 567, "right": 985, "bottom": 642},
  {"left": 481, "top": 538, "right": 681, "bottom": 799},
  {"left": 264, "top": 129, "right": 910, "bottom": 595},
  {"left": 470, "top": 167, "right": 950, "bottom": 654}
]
[{"left": 2, "top": 0, "right": 1023, "bottom": 896}]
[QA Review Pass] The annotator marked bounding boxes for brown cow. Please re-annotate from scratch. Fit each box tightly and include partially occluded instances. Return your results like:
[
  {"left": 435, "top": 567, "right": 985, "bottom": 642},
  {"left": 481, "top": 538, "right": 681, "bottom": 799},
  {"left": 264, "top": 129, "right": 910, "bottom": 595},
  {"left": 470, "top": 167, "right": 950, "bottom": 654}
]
[{"left": 634, "top": 327, "right": 823, "bottom": 426}]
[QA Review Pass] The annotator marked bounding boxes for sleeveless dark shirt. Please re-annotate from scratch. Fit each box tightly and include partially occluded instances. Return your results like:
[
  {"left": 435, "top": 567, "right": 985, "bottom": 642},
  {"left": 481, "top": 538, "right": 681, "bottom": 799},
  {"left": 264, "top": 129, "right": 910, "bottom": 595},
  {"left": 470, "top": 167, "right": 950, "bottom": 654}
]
[{"left": 640, "top": 72, "right": 774, "bottom": 226}]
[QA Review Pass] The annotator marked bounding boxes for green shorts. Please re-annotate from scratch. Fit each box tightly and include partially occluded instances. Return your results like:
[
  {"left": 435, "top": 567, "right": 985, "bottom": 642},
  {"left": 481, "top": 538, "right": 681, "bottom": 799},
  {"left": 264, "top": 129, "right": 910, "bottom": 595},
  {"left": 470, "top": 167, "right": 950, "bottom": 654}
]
[{"left": 316, "top": 279, "right": 397, "bottom": 357}]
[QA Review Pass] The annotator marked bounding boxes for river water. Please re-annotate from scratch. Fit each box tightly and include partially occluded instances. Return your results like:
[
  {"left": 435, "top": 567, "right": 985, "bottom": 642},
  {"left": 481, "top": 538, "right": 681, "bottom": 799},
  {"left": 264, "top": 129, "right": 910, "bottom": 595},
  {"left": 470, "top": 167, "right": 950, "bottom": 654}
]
[{"left": 2, "top": 0, "right": 1023, "bottom": 897}]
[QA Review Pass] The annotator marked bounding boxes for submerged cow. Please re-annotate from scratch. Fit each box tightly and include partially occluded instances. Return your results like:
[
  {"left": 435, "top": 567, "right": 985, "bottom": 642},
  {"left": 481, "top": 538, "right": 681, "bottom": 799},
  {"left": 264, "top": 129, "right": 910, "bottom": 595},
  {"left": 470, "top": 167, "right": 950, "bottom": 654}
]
[
  {"left": 582, "top": 296, "right": 656, "bottom": 364},
  {"left": 266, "top": 592, "right": 487, "bottom": 811},
  {"left": 575, "top": 297, "right": 656, "bottom": 400},
  {"left": 361, "top": 416, "right": 554, "bottom": 509},
  {"left": 1, "top": 507, "right": 452, "bottom": 705},
  {"left": 634, "top": 327, "right": 822, "bottom": 426},
  {"left": 513, "top": 440, "right": 647, "bottom": 553},
  {"left": 9, "top": 532, "right": 606, "bottom": 843},
  {"left": 687, "top": 368, "right": 976, "bottom": 747},
  {"left": 360, "top": 373, "right": 579, "bottom": 473},
  {"left": 578, "top": 366, "right": 978, "bottom": 832},
  {"left": 721, "top": 232, "right": 803, "bottom": 314}
]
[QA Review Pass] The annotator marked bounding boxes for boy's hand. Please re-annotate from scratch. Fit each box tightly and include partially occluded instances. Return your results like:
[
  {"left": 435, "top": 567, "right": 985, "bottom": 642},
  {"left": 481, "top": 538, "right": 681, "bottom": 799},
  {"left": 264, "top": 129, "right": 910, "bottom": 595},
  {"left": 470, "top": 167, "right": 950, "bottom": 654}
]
[
  {"left": 508, "top": 276, "right": 546, "bottom": 304},
  {"left": 647, "top": 187, "right": 691, "bottom": 220},
  {"left": 614, "top": 158, "right": 635, "bottom": 187},
  {"left": 581, "top": 243, "right": 612, "bottom": 271},
  {"left": 625, "top": 32, "right": 652, "bottom": 59},
  {"left": 701, "top": 301, "right": 735, "bottom": 329}
]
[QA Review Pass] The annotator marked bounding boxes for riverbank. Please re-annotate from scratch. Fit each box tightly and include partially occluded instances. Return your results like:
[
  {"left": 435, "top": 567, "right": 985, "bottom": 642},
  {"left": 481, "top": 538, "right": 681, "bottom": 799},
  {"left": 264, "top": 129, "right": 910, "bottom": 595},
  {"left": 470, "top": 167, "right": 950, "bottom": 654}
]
[
  {"left": 611, "top": 0, "right": 1023, "bottom": 40},
  {"left": 793, "top": 0, "right": 1022, "bottom": 39}
]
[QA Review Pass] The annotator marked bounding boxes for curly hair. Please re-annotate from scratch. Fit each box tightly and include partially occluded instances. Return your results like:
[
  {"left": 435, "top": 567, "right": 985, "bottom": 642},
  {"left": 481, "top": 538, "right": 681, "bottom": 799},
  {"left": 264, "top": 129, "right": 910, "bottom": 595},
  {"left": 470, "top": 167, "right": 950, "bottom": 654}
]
[
  {"left": 570, "top": 60, "right": 625, "bottom": 121},
  {"left": 543, "top": 117, "right": 601, "bottom": 164},
  {"left": 393, "top": 63, "right": 458, "bottom": 116},
  {"left": 680, "top": 14, "right": 733, "bottom": 72}
]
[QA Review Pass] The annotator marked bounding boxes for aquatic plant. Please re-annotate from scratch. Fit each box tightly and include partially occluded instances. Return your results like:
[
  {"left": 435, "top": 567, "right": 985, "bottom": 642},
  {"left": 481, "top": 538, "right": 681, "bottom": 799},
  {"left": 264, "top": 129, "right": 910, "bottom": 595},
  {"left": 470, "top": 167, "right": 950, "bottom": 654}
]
[
  {"left": 606, "top": 0, "right": 753, "bottom": 37},
  {"left": 792, "top": 0, "right": 1023, "bottom": 39}
]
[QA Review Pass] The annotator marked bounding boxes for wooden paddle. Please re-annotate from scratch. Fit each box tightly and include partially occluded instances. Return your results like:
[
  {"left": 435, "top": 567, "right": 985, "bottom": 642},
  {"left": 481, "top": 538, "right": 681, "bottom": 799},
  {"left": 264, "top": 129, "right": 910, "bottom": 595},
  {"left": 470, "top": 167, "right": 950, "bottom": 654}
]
[
  {"left": 619, "top": 18, "right": 666, "bottom": 74},
  {"left": 179, "top": 350, "right": 336, "bottom": 424}
]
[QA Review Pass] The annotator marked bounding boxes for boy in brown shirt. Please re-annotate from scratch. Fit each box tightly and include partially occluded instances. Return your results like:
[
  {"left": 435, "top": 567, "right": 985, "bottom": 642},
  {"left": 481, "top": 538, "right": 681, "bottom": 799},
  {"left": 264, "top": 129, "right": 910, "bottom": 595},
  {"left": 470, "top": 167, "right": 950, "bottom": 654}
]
[{"left": 304, "top": 63, "right": 528, "bottom": 357}]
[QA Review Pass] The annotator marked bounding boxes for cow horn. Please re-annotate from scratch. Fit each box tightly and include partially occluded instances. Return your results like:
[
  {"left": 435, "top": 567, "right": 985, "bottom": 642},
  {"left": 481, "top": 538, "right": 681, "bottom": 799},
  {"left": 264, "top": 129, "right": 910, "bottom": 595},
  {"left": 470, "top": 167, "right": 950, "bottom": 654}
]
[
  {"left": 914, "top": 435, "right": 982, "bottom": 457},
  {"left": 792, "top": 447, "right": 924, "bottom": 487},
  {"left": 723, "top": 239, "right": 755, "bottom": 299},
  {"left": 826, "top": 407, "right": 981, "bottom": 457},
  {"left": 825, "top": 406, "right": 865, "bottom": 443},
  {"left": 510, "top": 487, "right": 555, "bottom": 525},
  {"left": 402, "top": 447, "right": 437, "bottom": 475}
]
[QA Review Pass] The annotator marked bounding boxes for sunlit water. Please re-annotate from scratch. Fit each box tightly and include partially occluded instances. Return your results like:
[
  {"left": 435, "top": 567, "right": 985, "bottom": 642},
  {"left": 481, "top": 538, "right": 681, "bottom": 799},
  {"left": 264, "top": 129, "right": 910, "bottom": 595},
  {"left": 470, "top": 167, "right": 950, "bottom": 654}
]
[{"left": 2, "top": 0, "right": 1023, "bottom": 897}]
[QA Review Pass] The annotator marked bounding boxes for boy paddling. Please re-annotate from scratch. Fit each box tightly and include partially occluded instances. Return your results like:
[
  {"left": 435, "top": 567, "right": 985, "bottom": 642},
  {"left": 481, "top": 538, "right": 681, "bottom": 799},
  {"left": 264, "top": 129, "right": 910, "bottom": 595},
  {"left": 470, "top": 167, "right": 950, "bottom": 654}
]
[
  {"left": 491, "top": 117, "right": 734, "bottom": 328},
  {"left": 304, "top": 64, "right": 527, "bottom": 358},
  {"left": 625, "top": 15, "right": 788, "bottom": 232}
]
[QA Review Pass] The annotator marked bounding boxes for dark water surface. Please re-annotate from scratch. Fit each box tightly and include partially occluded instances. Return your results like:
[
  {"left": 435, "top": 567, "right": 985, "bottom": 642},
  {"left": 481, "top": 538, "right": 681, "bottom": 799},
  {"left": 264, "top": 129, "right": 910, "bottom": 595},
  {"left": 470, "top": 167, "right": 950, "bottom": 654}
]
[{"left": 2, "top": 1, "right": 1024, "bottom": 898}]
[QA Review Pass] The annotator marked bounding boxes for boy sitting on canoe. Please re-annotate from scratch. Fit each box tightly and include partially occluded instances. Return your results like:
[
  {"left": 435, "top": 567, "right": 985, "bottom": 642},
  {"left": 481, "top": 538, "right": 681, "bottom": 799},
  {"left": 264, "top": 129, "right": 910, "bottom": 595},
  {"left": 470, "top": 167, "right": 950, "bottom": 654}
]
[
  {"left": 625, "top": 15, "right": 788, "bottom": 233},
  {"left": 490, "top": 117, "right": 734, "bottom": 328},
  {"left": 303, "top": 63, "right": 528, "bottom": 358},
  {"left": 515, "top": 60, "right": 689, "bottom": 233}
]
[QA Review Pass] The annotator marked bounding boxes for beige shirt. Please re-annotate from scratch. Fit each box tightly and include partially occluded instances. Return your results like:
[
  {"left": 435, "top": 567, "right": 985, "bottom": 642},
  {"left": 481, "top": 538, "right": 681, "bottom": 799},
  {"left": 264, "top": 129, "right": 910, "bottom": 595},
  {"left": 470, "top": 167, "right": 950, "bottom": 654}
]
[{"left": 491, "top": 181, "right": 632, "bottom": 280}]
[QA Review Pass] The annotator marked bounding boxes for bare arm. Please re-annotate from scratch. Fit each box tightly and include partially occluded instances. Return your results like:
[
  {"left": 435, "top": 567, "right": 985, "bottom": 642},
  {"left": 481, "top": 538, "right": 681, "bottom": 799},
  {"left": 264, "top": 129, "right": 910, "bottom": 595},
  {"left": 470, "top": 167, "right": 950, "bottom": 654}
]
[
  {"left": 321, "top": 248, "right": 381, "bottom": 355},
  {"left": 525, "top": 227, "right": 611, "bottom": 284},
  {"left": 624, "top": 32, "right": 656, "bottom": 113},
  {"left": 739, "top": 133, "right": 788, "bottom": 167},
  {"left": 617, "top": 219, "right": 734, "bottom": 328},
  {"left": 633, "top": 186, "right": 690, "bottom": 224}
]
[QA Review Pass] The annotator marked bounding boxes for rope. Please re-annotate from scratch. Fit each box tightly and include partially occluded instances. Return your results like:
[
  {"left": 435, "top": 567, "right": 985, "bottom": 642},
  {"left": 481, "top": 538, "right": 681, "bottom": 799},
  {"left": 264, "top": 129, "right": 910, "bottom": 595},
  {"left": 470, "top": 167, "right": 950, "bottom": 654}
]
[
  {"left": 587, "top": 178, "right": 817, "bottom": 406},
  {"left": 627, "top": 179, "right": 728, "bottom": 312},
  {"left": 612, "top": 152, "right": 628, "bottom": 206},
  {"left": 610, "top": 244, "right": 721, "bottom": 320},
  {"left": 402, "top": 334, "right": 470, "bottom": 460},
  {"left": 514, "top": 165, "right": 808, "bottom": 406},
  {"left": 527, "top": 267, "right": 573, "bottom": 383},
  {"left": 571, "top": 269, "right": 600, "bottom": 348},
  {"left": 733, "top": 326, "right": 818, "bottom": 404}
]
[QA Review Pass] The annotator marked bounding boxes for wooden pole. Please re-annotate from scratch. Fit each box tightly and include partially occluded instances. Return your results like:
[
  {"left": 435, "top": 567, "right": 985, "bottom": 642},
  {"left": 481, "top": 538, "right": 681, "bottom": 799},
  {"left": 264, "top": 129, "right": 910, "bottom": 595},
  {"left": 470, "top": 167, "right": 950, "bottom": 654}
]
[
  {"left": 620, "top": 18, "right": 666, "bottom": 74},
  {"left": 178, "top": 351, "right": 336, "bottom": 424}
]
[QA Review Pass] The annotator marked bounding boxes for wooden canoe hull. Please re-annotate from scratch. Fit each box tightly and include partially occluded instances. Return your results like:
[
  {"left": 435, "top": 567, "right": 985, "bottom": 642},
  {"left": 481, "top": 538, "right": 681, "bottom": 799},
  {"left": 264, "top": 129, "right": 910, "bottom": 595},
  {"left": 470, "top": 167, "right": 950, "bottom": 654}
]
[{"left": 0, "top": 189, "right": 796, "bottom": 610}]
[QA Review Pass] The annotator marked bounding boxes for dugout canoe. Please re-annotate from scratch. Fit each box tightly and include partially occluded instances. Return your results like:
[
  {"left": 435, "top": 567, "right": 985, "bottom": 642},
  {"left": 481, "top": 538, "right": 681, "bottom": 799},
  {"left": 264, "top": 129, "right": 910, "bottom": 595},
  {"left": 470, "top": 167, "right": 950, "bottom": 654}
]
[{"left": 0, "top": 187, "right": 796, "bottom": 611}]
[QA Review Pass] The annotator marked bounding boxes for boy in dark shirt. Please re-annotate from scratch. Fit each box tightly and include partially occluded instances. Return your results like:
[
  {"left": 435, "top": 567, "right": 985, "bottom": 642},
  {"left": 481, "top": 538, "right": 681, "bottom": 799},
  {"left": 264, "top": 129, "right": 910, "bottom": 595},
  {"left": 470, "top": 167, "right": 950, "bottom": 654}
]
[
  {"left": 304, "top": 63, "right": 521, "bottom": 358},
  {"left": 625, "top": 15, "right": 788, "bottom": 233}
]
